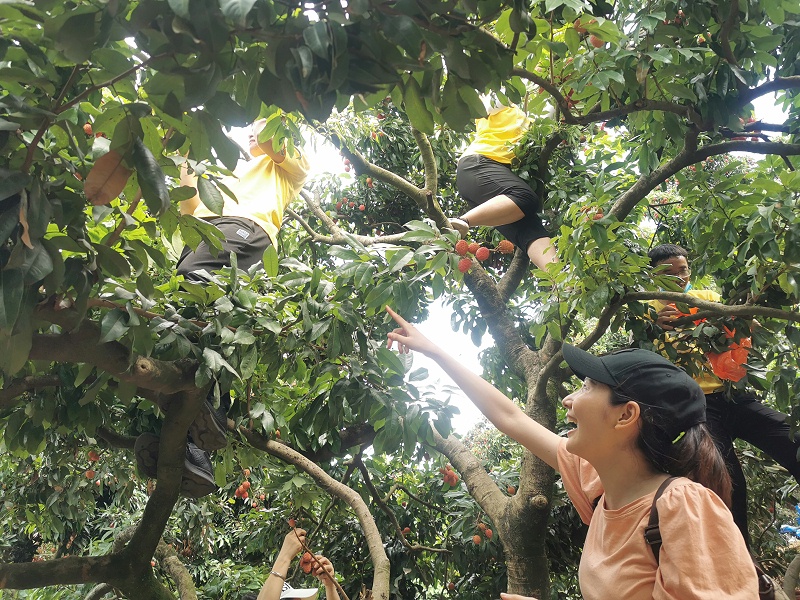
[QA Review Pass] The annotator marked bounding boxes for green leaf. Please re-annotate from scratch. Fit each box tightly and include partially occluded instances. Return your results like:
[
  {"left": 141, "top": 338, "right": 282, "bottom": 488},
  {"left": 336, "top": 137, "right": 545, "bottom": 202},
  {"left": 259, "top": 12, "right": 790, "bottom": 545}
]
[
  {"left": 131, "top": 138, "right": 170, "bottom": 217},
  {"left": 99, "top": 309, "right": 129, "bottom": 343},
  {"left": 0, "top": 269, "right": 24, "bottom": 331},
  {"left": 402, "top": 77, "right": 434, "bottom": 135},
  {"left": 0, "top": 169, "right": 31, "bottom": 202},
  {"left": 263, "top": 244, "right": 279, "bottom": 278},
  {"left": 95, "top": 244, "right": 130, "bottom": 278},
  {"left": 218, "top": 0, "right": 258, "bottom": 24},
  {"left": 303, "top": 21, "right": 330, "bottom": 58},
  {"left": 168, "top": 0, "right": 190, "bottom": 18},
  {"left": 197, "top": 177, "right": 225, "bottom": 215}
]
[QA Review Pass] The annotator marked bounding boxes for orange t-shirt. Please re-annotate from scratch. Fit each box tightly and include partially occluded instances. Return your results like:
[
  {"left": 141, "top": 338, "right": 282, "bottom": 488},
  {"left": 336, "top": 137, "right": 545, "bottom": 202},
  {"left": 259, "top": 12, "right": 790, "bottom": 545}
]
[{"left": 557, "top": 441, "right": 758, "bottom": 599}]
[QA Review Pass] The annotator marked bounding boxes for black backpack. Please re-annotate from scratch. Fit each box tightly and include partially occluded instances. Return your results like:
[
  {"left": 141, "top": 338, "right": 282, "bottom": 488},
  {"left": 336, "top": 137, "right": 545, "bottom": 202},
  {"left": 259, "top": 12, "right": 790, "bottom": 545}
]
[{"left": 643, "top": 477, "right": 776, "bottom": 600}]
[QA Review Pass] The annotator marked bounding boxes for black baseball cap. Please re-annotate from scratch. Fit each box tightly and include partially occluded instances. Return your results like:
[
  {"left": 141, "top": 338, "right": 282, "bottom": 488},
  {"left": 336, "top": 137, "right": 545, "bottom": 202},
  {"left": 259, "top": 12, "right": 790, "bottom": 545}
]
[{"left": 562, "top": 344, "right": 706, "bottom": 438}]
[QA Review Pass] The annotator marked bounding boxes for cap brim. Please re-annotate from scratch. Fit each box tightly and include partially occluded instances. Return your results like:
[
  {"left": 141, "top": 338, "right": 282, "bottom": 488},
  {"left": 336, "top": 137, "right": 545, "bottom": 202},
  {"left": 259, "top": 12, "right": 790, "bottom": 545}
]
[
  {"left": 280, "top": 589, "right": 318, "bottom": 600},
  {"left": 562, "top": 344, "right": 616, "bottom": 386}
]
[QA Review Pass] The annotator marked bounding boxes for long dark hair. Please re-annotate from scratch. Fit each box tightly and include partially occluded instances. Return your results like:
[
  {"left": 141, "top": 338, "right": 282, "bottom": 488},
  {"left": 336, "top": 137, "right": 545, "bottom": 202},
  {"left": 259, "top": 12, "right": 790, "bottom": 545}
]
[{"left": 610, "top": 389, "right": 732, "bottom": 507}]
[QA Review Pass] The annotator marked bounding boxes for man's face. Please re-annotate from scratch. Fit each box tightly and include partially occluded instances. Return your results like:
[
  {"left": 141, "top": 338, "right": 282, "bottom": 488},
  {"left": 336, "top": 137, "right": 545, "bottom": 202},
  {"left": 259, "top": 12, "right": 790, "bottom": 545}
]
[
  {"left": 656, "top": 255, "right": 691, "bottom": 290},
  {"left": 248, "top": 119, "right": 268, "bottom": 157}
]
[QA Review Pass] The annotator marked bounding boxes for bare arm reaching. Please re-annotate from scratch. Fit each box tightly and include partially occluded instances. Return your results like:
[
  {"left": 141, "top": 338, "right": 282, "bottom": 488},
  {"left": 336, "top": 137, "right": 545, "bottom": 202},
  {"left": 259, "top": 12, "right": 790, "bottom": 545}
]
[{"left": 385, "top": 306, "right": 561, "bottom": 471}]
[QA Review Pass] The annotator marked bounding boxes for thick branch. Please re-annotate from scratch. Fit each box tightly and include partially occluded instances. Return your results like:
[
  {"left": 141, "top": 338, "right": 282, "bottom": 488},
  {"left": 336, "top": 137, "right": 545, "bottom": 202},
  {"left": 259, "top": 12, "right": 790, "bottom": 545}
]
[
  {"left": 155, "top": 539, "right": 197, "bottom": 600},
  {"left": 0, "top": 555, "right": 119, "bottom": 590},
  {"left": 497, "top": 250, "right": 530, "bottom": 303},
  {"left": 411, "top": 128, "right": 438, "bottom": 194},
  {"left": 97, "top": 426, "right": 137, "bottom": 450},
  {"left": 625, "top": 291, "right": 800, "bottom": 323},
  {"left": 718, "top": 0, "right": 741, "bottom": 69},
  {"left": 0, "top": 375, "right": 62, "bottom": 409},
  {"left": 85, "top": 583, "right": 114, "bottom": 600},
  {"left": 31, "top": 304, "right": 197, "bottom": 394},
  {"left": 240, "top": 428, "right": 391, "bottom": 600},
  {"left": 738, "top": 76, "right": 800, "bottom": 106},
  {"left": 429, "top": 429, "right": 508, "bottom": 524},
  {"left": 121, "top": 390, "right": 206, "bottom": 564}
]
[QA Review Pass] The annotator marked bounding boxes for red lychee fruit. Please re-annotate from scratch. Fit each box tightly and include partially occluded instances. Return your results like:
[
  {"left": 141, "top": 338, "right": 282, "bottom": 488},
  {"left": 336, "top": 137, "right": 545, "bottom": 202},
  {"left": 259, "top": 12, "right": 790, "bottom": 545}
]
[
  {"left": 497, "top": 240, "right": 514, "bottom": 254},
  {"left": 467, "top": 242, "right": 479, "bottom": 255},
  {"left": 455, "top": 240, "right": 469, "bottom": 256},
  {"left": 475, "top": 246, "right": 490, "bottom": 262},
  {"left": 458, "top": 258, "right": 472, "bottom": 273}
]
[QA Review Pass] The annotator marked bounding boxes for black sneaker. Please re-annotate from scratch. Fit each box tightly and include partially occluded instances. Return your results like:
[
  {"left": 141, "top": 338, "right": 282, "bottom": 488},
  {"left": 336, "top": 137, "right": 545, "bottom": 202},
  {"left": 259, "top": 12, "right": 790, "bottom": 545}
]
[
  {"left": 134, "top": 433, "right": 217, "bottom": 498},
  {"left": 188, "top": 397, "right": 229, "bottom": 452}
]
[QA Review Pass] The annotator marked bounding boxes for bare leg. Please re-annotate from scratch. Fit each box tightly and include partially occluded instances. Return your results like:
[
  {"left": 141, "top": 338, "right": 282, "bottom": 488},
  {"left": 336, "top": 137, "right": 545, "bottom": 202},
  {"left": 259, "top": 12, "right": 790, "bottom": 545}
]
[
  {"left": 460, "top": 194, "right": 525, "bottom": 227},
  {"left": 527, "top": 237, "right": 557, "bottom": 270}
]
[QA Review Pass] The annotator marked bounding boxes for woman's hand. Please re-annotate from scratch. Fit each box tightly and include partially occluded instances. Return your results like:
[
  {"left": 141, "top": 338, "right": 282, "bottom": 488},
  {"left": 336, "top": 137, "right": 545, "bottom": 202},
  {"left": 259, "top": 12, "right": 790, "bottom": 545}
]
[
  {"left": 385, "top": 306, "right": 437, "bottom": 357},
  {"left": 278, "top": 528, "right": 306, "bottom": 559},
  {"left": 500, "top": 594, "right": 538, "bottom": 600},
  {"left": 311, "top": 555, "right": 336, "bottom": 584}
]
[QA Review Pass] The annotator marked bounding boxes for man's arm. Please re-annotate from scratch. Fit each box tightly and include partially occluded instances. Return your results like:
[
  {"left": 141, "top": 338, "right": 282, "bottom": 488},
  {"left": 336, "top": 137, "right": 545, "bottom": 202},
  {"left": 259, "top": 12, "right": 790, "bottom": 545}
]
[{"left": 179, "top": 159, "right": 201, "bottom": 216}]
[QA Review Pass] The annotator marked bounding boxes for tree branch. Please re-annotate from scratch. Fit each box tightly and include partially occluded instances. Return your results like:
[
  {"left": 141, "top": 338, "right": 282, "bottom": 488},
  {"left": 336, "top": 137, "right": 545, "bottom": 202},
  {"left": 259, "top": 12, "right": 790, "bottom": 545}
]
[
  {"left": 738, "top": 76, "right": 800, "bottom": 106},
  {"left": 353, "top": 456, "right": 449, "bottom": 554},
  {"left": 497, "top": 250, "right": 530, "bottom": 303},
  {"left": 292, "top": 193, "right": 407, "bottom": 246},
  {"left": 0, "top": 375, "right": 62, "bottom": 410},
  {"left": 155, "top": 539, "right": 197, "bottom": 600},
  {"left": 718, "top": 0, "right": 741, "bottom": 70},
  {"left": 97, "top": 426, "right": 137, "bottom": 451},
  {"left": 429, "top": 428, "right": 508, "bottom": 524},
  {"left": 411, "top": 128, "right": 438, "bottom": 194},
  {"left": 84, "top": 583, "right": 114, "bottom": 600},
  {"left": 240, "top": 428, "right": 391, "bottom": 600},
  {"left": 31, "top": 304, "right": 197, "bottom": 394},
  {"left": 624, "top": 291, "right": 800, "bottom": 323}
]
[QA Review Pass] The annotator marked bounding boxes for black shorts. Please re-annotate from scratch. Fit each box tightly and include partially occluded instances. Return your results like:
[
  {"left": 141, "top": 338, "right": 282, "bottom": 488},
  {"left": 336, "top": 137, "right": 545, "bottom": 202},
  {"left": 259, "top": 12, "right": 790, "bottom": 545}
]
[
  {"left": 176, "top": 217, "right": 272, "bottom": 283},
  {"left": 456, "top": 153, "right": 550, "bottom": 250}
]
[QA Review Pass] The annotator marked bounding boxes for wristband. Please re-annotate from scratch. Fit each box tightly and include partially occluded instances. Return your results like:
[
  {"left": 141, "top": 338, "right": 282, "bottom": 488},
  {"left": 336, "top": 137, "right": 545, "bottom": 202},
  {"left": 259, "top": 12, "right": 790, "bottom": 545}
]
[{"left": 270, "top": 570, "right": 286, "bottom": 580}]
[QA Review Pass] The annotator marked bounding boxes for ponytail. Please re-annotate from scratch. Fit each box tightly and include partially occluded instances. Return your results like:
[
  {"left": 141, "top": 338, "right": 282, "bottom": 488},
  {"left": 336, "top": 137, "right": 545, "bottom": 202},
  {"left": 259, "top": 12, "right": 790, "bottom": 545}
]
[{"left": 610, "top": 390, "right": 732, "bottom": 506}]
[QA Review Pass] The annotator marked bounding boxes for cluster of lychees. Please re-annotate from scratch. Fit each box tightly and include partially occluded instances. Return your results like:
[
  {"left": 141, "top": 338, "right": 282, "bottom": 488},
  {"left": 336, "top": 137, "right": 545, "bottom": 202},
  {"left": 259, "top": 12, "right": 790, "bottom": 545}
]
[
  {"left": 233, "top": 468, "right": 265, "bottom": 507},
  {"left": 472, "top": 521, "right": 493, "bottom": 544},
  {"left": 300, "top": 551, "right": 314, "bottom": 574},
  {"left": 439, "top": 463, "right": 459, "bottom": 486},
  {"left": 454, "top": 239, "right": 515, "bottom": 273}
]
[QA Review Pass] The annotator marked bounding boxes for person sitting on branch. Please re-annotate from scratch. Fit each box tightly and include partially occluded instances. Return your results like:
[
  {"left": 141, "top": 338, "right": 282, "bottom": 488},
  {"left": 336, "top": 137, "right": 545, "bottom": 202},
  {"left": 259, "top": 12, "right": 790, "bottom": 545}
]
[
  {"left": 134, "top": 119, "right": 310, "bottom": 498},
  {"left": 448, "top": 104, "right": 557, "bottom": 271}
]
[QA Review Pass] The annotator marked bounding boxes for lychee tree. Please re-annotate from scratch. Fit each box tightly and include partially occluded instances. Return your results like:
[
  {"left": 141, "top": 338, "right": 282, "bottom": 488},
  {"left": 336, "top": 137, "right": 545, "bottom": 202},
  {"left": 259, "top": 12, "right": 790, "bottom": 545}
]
[{"left": 1, "top": 0, "right": 800, "bottom": 598}]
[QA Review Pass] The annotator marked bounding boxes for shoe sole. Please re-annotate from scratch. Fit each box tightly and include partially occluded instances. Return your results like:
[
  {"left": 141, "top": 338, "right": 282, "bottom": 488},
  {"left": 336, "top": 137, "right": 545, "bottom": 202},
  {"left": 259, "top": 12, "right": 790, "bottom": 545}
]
[
  {"left": 134, "top": 433, "right": 217, "bottom": 499},
  {"left": 189, "top": 403, "right": 228, "bottom": 452},
  {"left": 449, "top": 218, "right": 469, "bottom": 239}
]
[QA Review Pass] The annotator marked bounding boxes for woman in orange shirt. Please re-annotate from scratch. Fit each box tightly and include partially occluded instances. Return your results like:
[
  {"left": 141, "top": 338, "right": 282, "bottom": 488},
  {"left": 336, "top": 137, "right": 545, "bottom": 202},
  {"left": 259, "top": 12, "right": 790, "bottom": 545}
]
[{"left": 385, "top": 306, "right": 758, "bottom": 599}]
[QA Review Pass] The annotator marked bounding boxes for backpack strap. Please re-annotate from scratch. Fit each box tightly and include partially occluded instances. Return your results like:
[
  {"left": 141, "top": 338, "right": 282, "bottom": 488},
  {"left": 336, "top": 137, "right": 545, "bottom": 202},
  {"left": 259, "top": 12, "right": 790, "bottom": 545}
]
[{"left": 643, "top": 476, "right": 678, "bottom": 564}]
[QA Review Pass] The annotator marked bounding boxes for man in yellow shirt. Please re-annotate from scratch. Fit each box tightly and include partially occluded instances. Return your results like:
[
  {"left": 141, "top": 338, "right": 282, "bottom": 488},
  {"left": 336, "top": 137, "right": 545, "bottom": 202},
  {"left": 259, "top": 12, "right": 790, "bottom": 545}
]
[
  {"left": 177, "top": 119, "right": 310, "bottom": 282},
  {"left": 449, "top": 105, "right": 557, "bottom": 270},
  {"left": 648, "top": 243, "right": 800, "bottom": 546},
  {"left": 134, "top": 120, "right": 310, "bottom": 498}
]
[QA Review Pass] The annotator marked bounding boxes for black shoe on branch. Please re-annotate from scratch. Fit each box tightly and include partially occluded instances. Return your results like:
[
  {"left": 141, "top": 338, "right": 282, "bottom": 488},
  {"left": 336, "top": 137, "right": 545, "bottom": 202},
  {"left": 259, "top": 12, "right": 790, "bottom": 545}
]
[
  {"left": 188, "top": 394, "right": 229, "bottom": 452},
  {"left": 134, "top": 433, "right": 217, "bottom": 499}
]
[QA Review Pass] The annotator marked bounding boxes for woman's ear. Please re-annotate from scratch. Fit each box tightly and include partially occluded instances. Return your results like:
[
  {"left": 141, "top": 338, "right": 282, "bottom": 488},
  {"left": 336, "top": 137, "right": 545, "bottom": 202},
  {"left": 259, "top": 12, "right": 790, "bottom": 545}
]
[{"left": 616, "top": 401, "right": 641, "bottom": 430}]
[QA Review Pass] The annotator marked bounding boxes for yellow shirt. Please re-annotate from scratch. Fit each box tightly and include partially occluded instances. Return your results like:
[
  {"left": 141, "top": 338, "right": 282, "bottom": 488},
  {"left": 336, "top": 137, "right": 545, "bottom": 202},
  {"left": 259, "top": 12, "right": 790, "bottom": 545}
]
[
  {"left": 650, "top": 289, "right": 724, "bottom": 394},
  {"left": 193, "top": 151, "right": 310, "bottom": 246},
  {"left": 558, "top": 441, "right": 758, "bottom": 600},
  {"left": 463, "top": 106, "right": 529, "bottom": 164}
]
